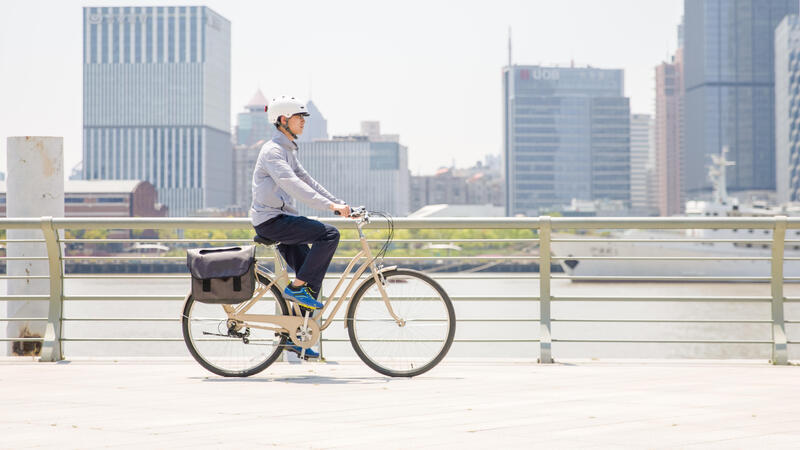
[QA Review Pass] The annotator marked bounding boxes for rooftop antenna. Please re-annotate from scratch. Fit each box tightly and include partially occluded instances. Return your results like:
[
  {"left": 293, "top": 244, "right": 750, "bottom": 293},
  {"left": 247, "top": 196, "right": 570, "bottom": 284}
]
[{"left": 508, "top": 26, "right": 512, "bottom": 68}]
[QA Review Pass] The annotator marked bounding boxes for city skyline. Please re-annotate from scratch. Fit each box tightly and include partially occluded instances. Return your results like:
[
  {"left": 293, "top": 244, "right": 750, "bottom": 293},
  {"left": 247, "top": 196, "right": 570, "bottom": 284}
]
[{"left": 0, "top": 0, "right": 683, "bottom": 179}]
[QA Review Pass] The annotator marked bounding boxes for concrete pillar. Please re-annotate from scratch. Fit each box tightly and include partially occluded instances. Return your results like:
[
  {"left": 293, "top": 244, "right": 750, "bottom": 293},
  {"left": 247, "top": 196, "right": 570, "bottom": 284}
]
[{"left": 6, "top": 137, "right": 63, "bottom": 356}]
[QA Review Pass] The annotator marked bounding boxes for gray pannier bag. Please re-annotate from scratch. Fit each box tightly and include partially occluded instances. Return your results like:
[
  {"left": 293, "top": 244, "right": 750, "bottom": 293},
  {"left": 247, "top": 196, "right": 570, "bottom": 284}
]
[{"left": 186, "top": 245, "right": 257, "bottom": 304}]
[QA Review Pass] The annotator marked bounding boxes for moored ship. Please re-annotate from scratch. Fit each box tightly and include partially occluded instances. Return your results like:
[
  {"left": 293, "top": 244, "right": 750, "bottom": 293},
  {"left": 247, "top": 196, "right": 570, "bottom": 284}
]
[{"left": 552, "top": 148, "right": 800, "bottom": 280}]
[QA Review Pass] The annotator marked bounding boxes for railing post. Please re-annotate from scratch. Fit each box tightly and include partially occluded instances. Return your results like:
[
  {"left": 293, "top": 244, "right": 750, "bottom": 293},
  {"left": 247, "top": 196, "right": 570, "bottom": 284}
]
[
  {"left": 39, "top": 217, "right": 64, "bottom": 362},
  {"left": 538, "top": 216, "right": 553, "bottom": 363},
  {"left": 770, "top": 216, "right": 788, "bottom": 365}
]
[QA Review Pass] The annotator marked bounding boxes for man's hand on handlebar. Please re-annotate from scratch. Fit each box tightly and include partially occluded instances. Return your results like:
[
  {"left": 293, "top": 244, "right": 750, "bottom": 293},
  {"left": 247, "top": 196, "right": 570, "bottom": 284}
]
[{"left": 330, "top": 203, "right": 352, "bottom": 217}]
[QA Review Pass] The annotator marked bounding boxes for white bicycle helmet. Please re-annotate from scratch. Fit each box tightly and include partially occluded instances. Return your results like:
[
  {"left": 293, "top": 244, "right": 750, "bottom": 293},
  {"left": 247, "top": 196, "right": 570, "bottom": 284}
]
[{"left": 267, "top": 95, "right": 310, "bottom": 124}]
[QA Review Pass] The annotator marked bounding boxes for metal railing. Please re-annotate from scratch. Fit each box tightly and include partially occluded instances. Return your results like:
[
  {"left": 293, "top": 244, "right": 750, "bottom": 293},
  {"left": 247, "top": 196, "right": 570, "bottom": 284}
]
[{"left": 0, "top": 216, "right": 796, "bottom": 364}]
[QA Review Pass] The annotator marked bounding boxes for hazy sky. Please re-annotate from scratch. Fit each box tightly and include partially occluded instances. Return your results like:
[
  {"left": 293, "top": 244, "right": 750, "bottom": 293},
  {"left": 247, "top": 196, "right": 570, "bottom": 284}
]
[{"left": 0, "top": 0, "right": 683, "bottom": 178}]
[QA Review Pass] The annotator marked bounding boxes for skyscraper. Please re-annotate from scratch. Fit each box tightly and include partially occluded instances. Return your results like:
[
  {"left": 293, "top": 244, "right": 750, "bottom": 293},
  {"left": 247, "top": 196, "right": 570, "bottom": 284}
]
[
  {"left": 655, "top": 49, "right": 685, "bottom": 216},
  {"left": 236, "top": 89, "right": 270, "bottom": 146},
  {"left": 502, "top": 65, "right": 630, "bottom": 216},
  {"left": 775, "top": 15, "right": 800, "bottom": 203},
  {"left": 297, "top": 100, "right": 329, "bottom": 143},
  {"left": 684, "top": 0, "right": 798, "bottom": 196},
  {"left": 82, "top": 6, "right": 232, "bottom": 216},
  {"left": 630, "top": 114, "right": 656, "bottom": 215}
]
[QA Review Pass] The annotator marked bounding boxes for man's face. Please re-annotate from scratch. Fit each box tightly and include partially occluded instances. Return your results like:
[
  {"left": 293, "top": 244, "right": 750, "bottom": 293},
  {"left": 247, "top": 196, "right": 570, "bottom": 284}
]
[{"left": 286, "top": 114, "right": 306, "bottom": 136}]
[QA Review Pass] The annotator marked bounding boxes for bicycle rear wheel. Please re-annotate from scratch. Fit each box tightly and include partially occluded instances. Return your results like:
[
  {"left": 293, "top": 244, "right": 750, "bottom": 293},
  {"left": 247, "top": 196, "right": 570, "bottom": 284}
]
[
  {"left": 346, "top": 269, "right": 455, "bottom": 377},
  {"left": 182, "top": 274, "right": 289, "bottom": 377}
]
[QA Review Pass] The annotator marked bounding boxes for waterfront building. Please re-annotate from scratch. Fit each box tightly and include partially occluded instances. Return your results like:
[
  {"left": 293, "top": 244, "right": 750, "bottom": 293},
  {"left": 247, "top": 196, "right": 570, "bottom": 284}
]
[
  {"left": 630, "top": 114, "right": 655, "bottom": 215},
  {"left": 233, "top": 139, "right": 264, "bottom": 213},
  {"left": 775, "top": 15, "right": 800, "bottom": 203},
  {"left": 297, "top": 132, "right": 409, "bottom": 217},
  {"left": 82, "top": 6, "right": 233, "bottom": 216},
  {"left": 684, "top": 0, "right": 798, "bottom": 196},
  {"left": 409, "top": 163, "right": 504, "bottom": 213},
  {"left": 655, "top": 50, "right": 685, "bottom": 216},
  {"left": 646, "top": 164, "right": 659, "bottom": 217},
  {"left": 0, "top": 180, "right": 167, "bottom": 217},
  {"left": 502, "top": 65, "right": 630, "bottom": 216}
]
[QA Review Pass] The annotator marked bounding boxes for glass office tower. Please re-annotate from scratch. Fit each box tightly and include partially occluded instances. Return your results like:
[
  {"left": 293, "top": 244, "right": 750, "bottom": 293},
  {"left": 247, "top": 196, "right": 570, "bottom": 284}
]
[
  {"left": 684, "top": 0, "right": 798, "bottom": 196},
  {"left": 82, "top": 6, "right": 232, "bottom": 216},
  {"left": 775, "top": 15, "right": 800, "bottom": 203},
  {"left": 502, "top": 66, "right": 630, "bottom": 216}
]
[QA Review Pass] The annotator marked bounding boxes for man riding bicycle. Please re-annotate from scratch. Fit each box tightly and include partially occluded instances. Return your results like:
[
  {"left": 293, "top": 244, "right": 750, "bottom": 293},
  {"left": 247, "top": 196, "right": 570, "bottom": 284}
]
[{"left": 250, "top": 95, "right": 351, "bottom": 358}]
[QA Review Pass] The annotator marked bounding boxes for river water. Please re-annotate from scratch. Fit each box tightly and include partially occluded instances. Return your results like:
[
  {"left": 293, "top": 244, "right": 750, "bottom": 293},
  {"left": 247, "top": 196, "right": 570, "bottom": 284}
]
[{"left": 3, "top": 276, "right": 800, "bottom": 361}]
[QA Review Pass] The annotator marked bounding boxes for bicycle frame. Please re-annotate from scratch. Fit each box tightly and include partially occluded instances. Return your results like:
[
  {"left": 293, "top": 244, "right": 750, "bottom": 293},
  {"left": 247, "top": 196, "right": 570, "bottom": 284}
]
[{"left": 223, "top": 217, "right": 402, "bottom": 348}]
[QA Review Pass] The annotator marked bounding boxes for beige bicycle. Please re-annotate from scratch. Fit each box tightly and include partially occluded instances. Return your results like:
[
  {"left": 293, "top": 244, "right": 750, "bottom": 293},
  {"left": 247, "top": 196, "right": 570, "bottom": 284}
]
[{"left": 181, "top": 207, "right": 456, "bottom": 378}]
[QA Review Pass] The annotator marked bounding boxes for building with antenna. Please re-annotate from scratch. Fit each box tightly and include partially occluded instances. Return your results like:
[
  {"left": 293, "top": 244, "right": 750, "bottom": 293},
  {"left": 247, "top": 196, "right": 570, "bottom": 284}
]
[
  {"left": 502, "top": 64, "right": 630, "bottom": 216},
  {"left": 503, "top": 30, "right": 629, "bottom": 216}
]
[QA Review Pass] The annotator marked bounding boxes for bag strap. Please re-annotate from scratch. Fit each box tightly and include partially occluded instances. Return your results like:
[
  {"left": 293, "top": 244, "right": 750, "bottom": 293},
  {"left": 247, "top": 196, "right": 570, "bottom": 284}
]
[
  {"left": 233, "top": 276, "right": 242, "bottom": 292},
  {"left": 202, "top": 279, "right": 211, "bottom": 292}
]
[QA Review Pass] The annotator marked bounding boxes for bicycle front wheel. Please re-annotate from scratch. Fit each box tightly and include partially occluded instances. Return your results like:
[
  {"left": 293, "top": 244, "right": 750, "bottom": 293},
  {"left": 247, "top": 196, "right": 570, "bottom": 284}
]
[
  {"left": 346, "top": 269, "right": 455, "bottom": 377},
  {"left": 182, "top": 274, "right": 289, "bottom": 377}
]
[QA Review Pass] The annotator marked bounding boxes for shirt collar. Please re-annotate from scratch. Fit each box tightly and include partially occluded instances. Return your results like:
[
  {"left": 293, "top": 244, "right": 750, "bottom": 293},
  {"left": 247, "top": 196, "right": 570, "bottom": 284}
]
[{"left": 272, "top": 130, "right": 298, "bottom": 151}]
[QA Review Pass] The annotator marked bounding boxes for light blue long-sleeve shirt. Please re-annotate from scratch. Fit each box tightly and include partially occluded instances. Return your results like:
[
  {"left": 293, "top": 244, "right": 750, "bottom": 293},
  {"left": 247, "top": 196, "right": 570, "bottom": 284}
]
[{"left": 250, "top": 131, "right": 344, "bottom": 226}]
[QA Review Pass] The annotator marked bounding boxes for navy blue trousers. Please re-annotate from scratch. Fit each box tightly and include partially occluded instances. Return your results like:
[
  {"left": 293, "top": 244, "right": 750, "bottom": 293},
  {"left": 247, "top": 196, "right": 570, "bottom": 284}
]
[{"left": 254, "top": 215, "right": 340, "bottom": 295}]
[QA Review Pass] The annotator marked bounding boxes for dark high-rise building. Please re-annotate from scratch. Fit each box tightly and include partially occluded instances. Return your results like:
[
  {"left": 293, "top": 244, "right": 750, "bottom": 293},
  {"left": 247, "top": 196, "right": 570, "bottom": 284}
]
[
  {"left": 83, "top": 6, "right": 232, "bottom": 216},
  {"left": 684, "top": 0, "right": 798, "bottom": 196},
  {"left": 502, "top": 65, "right": 630, "bottom": 216}
]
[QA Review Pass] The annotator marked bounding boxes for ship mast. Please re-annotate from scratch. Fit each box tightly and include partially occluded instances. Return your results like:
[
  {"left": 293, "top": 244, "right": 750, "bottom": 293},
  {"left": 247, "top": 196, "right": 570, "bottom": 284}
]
[{"left": 709, "top": 146, "right": 735, "bottom": 205}]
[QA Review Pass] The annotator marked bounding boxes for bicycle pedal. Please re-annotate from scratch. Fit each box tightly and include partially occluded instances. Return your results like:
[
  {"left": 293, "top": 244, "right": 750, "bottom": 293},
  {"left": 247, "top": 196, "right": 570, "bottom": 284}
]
[
  {"left": 289, "top": 305, "right": 318, "bottom": 319},
  {"left": 285, "top": 346, "right": 319, "bottom": 361}
]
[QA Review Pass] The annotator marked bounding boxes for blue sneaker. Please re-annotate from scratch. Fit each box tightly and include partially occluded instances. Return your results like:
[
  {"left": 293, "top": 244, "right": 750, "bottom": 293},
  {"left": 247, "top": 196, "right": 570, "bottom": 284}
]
[
  {"left": 284, "top": 343, "right": 320, "bottom": 360},
  {"left": 280, "top": 333, "right": 320, "bottom": 359},
  {"left": 283, "top": 284, "right": 323, "bottom": 309}
]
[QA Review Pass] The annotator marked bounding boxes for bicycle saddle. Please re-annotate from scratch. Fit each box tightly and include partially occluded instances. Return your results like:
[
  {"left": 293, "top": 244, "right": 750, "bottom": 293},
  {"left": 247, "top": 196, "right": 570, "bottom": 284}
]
[{"left": 253, "top": 236, "right": 278, "bottom": 247}]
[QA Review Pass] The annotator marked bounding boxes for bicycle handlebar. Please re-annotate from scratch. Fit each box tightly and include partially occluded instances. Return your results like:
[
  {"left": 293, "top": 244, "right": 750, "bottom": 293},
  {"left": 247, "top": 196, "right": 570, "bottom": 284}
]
[{"left": 334, "top": 206, "right": 368, "bottom": 221}]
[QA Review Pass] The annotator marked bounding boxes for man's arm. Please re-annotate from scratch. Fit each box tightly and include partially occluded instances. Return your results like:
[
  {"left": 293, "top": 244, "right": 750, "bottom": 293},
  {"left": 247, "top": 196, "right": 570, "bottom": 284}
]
[{"left": 262, "top": 149, "right": 335, "bottom": 212}]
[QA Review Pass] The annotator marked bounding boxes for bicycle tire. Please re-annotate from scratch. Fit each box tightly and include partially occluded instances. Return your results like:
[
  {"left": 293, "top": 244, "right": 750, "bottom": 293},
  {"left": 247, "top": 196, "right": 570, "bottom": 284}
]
[
  {"left": 182, "top": 273, "right": 289, "bottom": 377},
  {"left": 346, "top": 269, "right": 456, "bottom": 377}
]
